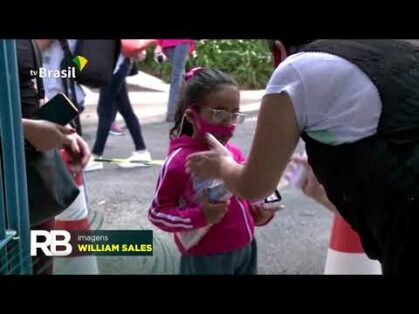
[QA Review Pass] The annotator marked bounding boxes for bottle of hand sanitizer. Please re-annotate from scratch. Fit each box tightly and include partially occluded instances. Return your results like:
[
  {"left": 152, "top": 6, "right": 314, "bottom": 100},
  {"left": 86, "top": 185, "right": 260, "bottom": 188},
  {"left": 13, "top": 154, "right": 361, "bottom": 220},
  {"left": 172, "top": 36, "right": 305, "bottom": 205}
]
[{"left": 279, "top": 151, "right": 308, "bottom": 190}]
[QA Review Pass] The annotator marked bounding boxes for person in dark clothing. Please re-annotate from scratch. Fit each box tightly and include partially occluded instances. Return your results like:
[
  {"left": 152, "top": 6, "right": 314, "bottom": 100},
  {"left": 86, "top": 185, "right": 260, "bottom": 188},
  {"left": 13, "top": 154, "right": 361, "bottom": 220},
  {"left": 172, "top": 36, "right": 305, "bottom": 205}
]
[
  {"left": 15, "top": 39, "right": 90, "bottom": 274},
  {"left": 86, "top": 53, "right": 151, "bottom": 171},
  {"left": 186, "top": 40, "right": 419, "bottom": 275}
]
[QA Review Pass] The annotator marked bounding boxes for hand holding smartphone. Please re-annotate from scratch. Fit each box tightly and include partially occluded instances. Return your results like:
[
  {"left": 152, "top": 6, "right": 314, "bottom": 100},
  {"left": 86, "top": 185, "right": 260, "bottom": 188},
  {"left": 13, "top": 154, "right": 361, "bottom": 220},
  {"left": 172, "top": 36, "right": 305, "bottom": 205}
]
[
  {"left": 250, "top": 189, "right": 282, "bottom": 210},
  {"left": 38, "top": 93, "right": 79, "bottom": 126},
  {"left": 263, "top": 189, "right": 282, "bottom": 209}
]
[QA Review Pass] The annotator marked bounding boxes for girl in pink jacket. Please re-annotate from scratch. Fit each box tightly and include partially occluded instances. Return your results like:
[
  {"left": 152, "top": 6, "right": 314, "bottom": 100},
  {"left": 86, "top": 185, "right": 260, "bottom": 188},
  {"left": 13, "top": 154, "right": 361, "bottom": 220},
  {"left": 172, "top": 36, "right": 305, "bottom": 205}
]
[{"left": 148, "top": 68, "right": 280, "bottom": 274}]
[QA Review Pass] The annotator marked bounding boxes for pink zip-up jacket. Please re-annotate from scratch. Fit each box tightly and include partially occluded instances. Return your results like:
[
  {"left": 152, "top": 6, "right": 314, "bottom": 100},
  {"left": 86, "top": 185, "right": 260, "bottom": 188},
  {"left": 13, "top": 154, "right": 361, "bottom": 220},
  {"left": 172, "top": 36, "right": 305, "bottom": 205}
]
[
  {"left": 156, "top": 39, "right": 196, "bottom": 54},
  {"left": 148, "top": 135, "right": 255, "bottom": 256}
]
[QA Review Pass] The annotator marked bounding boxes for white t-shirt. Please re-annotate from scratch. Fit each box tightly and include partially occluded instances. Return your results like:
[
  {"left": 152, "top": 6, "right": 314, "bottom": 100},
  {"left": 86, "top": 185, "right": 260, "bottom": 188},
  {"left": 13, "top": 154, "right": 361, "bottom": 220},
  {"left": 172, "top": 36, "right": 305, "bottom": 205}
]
[
  {"left": 42, "top": 40, "right": 86, "bottom": 106},
  {"left": 44, "top": 40, "right": 126, "bottom": 94},
  {"left": 265, "top": 52, "right": 382, "bottom": 145}
]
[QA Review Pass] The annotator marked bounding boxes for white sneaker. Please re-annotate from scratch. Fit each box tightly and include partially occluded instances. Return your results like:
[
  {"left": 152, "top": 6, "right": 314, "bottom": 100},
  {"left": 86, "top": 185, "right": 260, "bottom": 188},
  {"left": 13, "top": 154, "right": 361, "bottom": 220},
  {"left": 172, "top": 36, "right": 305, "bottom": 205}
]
[
  {"left": 84, "top": 156, "right": 104, "bottom": 172},
  {"left": 118, "top": 150, "right": 152, "bottom": 169}
]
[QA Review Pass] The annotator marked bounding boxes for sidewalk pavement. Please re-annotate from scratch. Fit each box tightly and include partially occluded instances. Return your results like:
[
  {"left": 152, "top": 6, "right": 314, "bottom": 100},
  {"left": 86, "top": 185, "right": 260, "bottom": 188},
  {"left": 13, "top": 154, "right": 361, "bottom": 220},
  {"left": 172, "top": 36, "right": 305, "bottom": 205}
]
[{"left": 80, "top": 71, "right": 264, "bottom": 124}]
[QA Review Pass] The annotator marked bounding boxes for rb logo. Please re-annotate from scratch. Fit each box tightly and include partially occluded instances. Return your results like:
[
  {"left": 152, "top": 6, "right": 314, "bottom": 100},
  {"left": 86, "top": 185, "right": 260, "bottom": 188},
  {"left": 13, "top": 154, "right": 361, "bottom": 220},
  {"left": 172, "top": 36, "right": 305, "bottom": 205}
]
[{"left": 30, "top": 230, "right": 72, "bottom": 257}]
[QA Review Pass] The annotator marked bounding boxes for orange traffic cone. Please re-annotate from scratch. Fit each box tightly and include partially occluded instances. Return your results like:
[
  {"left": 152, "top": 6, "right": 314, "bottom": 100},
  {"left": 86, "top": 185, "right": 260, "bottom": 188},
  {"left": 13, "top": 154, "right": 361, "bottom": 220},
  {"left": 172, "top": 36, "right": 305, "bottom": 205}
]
[
  {"left": 53, "top": 150, "right": 99, "bottom": 274},
  {"left": 324, "top": 215, "right": 382, "bottom": 274}
]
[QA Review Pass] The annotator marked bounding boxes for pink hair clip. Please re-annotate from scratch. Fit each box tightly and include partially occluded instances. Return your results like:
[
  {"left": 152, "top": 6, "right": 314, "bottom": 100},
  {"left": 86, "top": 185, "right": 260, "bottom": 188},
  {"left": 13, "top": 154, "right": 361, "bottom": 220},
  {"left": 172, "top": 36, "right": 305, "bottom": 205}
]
[{"left": 184, "top": 67, "right": 204, "bottom": 81}]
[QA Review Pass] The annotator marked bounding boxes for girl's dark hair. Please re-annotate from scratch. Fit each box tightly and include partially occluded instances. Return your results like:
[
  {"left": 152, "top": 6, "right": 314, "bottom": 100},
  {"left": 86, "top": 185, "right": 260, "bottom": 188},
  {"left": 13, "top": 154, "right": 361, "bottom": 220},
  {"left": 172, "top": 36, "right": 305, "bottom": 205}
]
[
  {"left": 267, "top": 39, "right": 315, "bottom": 55},
  {"left": 169, "top": 68, "right": 238, "bottom": 139}
]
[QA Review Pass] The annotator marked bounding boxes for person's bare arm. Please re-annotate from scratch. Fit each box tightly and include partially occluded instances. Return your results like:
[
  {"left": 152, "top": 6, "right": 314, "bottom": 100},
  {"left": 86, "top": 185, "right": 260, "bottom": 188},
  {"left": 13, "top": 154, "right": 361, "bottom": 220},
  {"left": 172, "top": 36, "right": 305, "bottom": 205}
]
[
  {"left": 187, "top": 92, "right": 300, "bottom": 200},
  {"left": 23, "top": 118, "right": 75, "bottom": 151}
]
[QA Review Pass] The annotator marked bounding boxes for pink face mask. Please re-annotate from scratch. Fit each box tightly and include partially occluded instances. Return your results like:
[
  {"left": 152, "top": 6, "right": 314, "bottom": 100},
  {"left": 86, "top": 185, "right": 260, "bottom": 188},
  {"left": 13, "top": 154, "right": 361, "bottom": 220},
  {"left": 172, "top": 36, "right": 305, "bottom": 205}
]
[{"left": 192, "top": 110, "right": 236, "bottom": 142}]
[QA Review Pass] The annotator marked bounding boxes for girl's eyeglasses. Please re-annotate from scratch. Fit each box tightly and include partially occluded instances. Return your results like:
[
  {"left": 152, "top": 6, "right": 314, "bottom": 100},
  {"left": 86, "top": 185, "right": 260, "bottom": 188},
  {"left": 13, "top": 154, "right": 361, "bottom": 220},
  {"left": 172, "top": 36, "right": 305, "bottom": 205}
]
[{"left": 204, "top": 108, "right": 246, "bottom": 125}]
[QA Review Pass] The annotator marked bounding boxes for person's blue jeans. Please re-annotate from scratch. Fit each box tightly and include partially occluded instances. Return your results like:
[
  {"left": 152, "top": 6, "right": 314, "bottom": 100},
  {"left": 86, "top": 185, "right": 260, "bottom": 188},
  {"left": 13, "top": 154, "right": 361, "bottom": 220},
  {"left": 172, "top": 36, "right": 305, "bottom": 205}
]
[
  {"left": 165, "top": 43, "right": 189, "bottom": 122},
  {"left": 92, "top": 59, "right": 146, "bottom": 156}
]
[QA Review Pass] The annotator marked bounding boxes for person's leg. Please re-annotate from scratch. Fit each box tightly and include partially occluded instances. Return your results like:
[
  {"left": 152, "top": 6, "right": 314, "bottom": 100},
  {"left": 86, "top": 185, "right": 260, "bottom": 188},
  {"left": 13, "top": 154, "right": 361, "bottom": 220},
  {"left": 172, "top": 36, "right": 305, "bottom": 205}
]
[
  {"left": 179, "top": 251, "right": 236, "bottom": 275},
  {"left": 91, "top": 63, "right": 127, "bottom": 156},
  {"left": 112, "top": 60, "right": 151, "bottom": 168},
  {"left": 234, "top": 239, "right": 258, "bottom": 275},
  {"left": 115, "top": 80, "right": 147, "bottom": 152},
  {"left": 165, "top": 43, "right": 189, "bottom": 122},
  {"left": 110, "top": 114, "right": 125, "bottom": 136}
]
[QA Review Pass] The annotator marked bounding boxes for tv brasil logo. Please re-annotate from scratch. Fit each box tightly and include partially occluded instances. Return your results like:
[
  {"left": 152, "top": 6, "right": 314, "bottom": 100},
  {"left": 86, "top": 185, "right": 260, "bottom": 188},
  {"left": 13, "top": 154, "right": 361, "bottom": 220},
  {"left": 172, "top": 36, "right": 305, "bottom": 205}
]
[{"left": 30, "top": 55, "right": 88, "bottom": 79}]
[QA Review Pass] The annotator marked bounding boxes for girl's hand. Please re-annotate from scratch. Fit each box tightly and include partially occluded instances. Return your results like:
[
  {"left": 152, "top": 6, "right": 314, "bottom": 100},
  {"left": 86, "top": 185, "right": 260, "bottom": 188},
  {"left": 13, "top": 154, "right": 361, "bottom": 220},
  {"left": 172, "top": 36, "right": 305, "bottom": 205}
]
[
  {"left": 200, "top": 189, "right": 229, "bottom": 225},
  {"left": 250, "top": 203, "right": 282, "bottom": 226}
]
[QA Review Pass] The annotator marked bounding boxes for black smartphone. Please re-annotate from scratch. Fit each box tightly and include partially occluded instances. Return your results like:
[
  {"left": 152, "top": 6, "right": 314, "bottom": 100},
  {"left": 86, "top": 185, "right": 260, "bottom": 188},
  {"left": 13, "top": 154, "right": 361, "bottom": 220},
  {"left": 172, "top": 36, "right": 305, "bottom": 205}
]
[
  {"left": 263, "top": 189, "right": 282, "bottom": 209},
  {"left": 38, "top": 93, "right": 79, "bottom": 126}
]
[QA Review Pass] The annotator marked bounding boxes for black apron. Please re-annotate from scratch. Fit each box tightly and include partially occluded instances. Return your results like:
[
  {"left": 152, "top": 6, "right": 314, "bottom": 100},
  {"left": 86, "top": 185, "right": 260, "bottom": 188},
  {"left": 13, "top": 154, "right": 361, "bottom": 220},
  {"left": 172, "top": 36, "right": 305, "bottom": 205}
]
[{"left": 299, "top": 40, "right": 419, "bottom": 274}]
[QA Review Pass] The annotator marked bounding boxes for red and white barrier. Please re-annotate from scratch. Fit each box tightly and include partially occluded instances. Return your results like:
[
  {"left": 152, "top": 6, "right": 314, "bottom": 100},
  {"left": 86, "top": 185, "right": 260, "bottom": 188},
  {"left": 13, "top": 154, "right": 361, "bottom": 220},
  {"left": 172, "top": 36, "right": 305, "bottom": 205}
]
[
  {"left": 324, "top": 215, "right": 381, "bottom": 274},
  {"left": 53, "top": 150, "right": 99, "bottom": 275}
]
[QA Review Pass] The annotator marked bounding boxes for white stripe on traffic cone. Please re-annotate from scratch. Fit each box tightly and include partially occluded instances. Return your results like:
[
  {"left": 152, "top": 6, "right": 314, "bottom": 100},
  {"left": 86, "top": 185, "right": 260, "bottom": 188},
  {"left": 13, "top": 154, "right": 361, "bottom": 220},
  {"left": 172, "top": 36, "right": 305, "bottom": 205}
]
[
  {"left": 324, "top": 215, "right": 382, "bottom": 275},
  {"left": 53, "top": 150, "right": 99, "bottom": 275}
]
